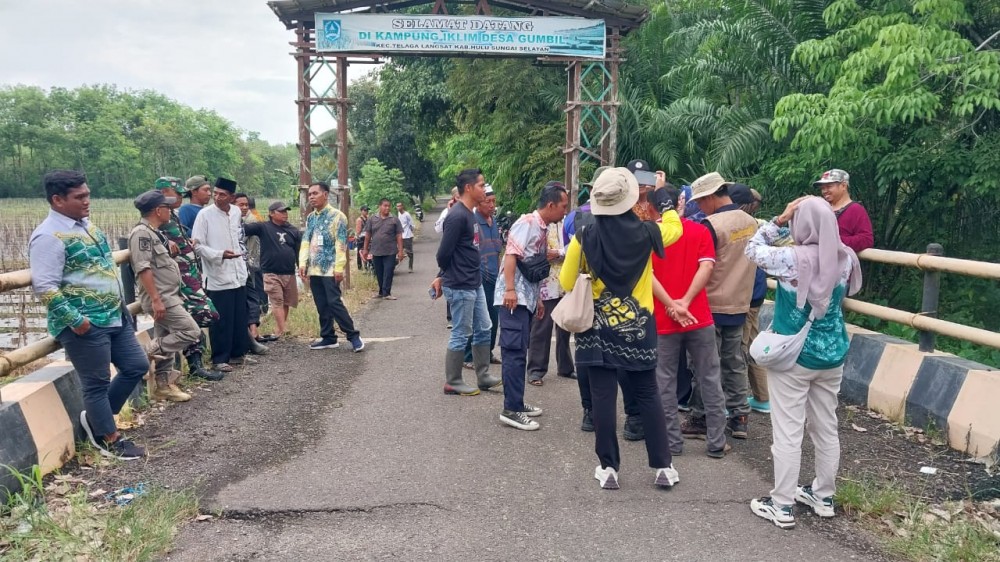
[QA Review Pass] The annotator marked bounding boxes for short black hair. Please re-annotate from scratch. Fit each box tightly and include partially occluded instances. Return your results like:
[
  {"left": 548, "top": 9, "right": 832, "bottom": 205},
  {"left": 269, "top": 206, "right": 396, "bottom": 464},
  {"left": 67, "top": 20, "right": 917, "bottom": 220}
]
[
  {"left": 455, "top": 169, "right": 482, "bottom": 195},
  {"left": 537, "top": 181, "right": 568, "bottom": 210},
  {"left": 43, "top": 170, "right": 87, "bottom": 203},
  {"left": 234, "top": 192, "right": 248, "bottom": 201},
  {"left": 379, "top": 197, "right": 391, "bottom": 205},
  {"left": 311, "top": 181, "right": 331, "bottom": 193}
]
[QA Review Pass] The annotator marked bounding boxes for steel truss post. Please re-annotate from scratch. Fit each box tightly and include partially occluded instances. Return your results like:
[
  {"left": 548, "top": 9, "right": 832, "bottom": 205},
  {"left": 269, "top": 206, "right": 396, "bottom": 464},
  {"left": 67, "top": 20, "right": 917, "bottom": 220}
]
[{"left": 563, "top": 27, "right": 621, "bottom": 209}]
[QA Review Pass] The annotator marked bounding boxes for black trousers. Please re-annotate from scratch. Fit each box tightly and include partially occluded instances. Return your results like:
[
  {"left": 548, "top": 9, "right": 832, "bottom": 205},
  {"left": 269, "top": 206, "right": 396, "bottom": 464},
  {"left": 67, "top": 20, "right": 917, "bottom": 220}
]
[
  {"left": 310, "top": 275, "right": 360, "bottom": 342},
  {"left": 371, "top": 254, "right": 396, "bottom": 297},
  {"left": 589, "top": 365, "right": 672, "bottom": 472},
  {"left": 206, "top": 285, "right": 250, "bottom": 364},
  {"left": 247, "top": 267, "right": 265, "bottom": 325},
  {"left": 578, "top": 366, "right": 640, "bottom": 416}
]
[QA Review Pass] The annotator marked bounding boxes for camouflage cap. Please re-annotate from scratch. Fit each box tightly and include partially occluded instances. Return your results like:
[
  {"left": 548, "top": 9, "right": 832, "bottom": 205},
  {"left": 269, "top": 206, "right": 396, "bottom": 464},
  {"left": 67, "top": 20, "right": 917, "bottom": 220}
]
[
  {"left": 155, "top": 176, "right": 186, "bottom": 193},
  {"left": 813, "top": 169, "right": 850, "bottom": 187}
]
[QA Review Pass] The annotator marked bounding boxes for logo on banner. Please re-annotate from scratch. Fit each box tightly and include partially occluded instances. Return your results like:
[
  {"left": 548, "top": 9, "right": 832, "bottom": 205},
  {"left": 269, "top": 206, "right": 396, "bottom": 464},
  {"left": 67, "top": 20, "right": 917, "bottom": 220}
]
[{"left": 323, "top": 20, "right": 342, "bottom": 43}]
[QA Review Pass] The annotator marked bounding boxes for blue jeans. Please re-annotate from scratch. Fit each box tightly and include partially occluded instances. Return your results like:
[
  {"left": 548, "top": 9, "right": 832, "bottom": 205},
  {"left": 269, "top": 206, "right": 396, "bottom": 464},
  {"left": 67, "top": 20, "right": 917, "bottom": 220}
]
[
  {"left": 444, "top": 286, "right": 491, "bottom": 351},
  {"left": 57, "top": 315, "right": 149, "bottom": 437}
]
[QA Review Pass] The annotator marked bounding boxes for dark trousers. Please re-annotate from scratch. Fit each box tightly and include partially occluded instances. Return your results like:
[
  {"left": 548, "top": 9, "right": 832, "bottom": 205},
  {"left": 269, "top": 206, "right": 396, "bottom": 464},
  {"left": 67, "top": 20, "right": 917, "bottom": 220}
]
[
  {"left": 310, "top": 275, "right": 360, "bottom": 342},
  {"left": 372, "top": 254, "right": 396, "bottom": 297},
  {"left": 464, "top": 277, "right": 499, "bottom": 361},
  {"left": 207, "top": 286, "right": 250, "bottom": 364},
  {"left": 578, "top": 366, "right": 639, "bottom": 416},
  {"left": 57, "top": 314, "right": 149, "bottom": 437},
  {"left": 247, "top": 267, "right": 265, "bottom": 325},
  {"left": 589, "top": 365, "right": 672, "bottom": 472},
  {"left": 527, "top": 297, "right": 574, "bottom": 380},
  {"left": 677, "top": 346, "right": 693, "bottom": 405},
  {"left": 403, "top": 238, "right": 414, "bottom": 271},
  {"left": 498, "top": 305, "right": 532, "bottom": 411}
]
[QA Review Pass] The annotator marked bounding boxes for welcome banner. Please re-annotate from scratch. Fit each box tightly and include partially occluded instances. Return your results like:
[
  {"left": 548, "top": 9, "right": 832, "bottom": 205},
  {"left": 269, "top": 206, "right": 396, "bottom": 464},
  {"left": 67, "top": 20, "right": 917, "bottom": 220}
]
[{"left": 315, "top": 14, "right": 606, "bottom": 59}]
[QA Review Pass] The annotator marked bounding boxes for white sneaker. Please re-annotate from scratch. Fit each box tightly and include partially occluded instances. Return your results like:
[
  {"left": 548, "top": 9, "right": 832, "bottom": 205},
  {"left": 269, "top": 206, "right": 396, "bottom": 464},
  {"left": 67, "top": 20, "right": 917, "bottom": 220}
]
[
  {"left": 795, "top": 485, "right": 835, "bottom": 517},
  {"left": 654, "top": 465, "right": 680, "bottom": 488},
  {"left": 499, "top": 410, "right": 540, "bottom": 431},
  {"left": 750, "top": 497, "right": 795, "bottom": 529},
  {"left": 594, "top": 465, "right": 619, "bottom": 490}
]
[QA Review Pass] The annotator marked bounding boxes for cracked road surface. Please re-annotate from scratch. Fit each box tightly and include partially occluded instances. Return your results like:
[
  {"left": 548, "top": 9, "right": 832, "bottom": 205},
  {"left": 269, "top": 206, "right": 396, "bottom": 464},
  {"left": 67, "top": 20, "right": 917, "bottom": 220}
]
[{"left": 121, "top": 205, "right": 888, "bottom": 561}]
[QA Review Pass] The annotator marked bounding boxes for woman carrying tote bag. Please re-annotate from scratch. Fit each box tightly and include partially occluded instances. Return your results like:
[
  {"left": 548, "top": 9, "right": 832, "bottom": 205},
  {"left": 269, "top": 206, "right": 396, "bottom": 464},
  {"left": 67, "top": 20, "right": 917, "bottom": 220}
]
[
  {"left": 559, "top": 167, "right": 683, "bottom": 490},
  {"left": 744, "top": 196, "right": 862, "bottom": 529}
]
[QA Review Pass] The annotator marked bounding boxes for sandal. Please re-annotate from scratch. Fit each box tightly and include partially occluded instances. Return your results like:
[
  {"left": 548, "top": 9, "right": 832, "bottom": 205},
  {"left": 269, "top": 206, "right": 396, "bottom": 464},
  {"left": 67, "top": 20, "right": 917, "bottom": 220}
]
[{"left": 529, "top": 378, "right": 543, "bottom": 386}]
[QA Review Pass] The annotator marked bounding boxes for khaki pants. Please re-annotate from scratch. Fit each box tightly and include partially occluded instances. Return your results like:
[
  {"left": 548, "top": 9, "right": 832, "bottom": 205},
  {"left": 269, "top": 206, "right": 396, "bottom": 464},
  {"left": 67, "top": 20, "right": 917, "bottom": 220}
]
[
  {"left": 149, "top": 304, "right": 202, "bottom": 376},
  {"left": 742, "top": 305, "right": 769, "bottom": 402},
  {"left": 768, "top": 362, "right": 843, "bottom": 506}
]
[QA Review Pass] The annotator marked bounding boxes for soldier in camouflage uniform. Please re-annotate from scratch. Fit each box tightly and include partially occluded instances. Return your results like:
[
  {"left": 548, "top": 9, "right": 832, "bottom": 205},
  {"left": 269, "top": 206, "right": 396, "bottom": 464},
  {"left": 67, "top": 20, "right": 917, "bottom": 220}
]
[{"left": 154, "top": 177, "right": 224, "bottom": 381}]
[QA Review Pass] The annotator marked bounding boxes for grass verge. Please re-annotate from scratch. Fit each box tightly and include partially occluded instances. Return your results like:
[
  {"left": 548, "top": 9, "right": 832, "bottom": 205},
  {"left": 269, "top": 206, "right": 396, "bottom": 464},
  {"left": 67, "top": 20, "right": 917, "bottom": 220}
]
[
  {"left": 837, "top": 478, "right": 1000, "bottom": 561},
  {"left": 257, "top": 270, "right": 379, "bottom": 339},
  {"left": 1, "top": 465, "right": 198, "bottom": 561}
]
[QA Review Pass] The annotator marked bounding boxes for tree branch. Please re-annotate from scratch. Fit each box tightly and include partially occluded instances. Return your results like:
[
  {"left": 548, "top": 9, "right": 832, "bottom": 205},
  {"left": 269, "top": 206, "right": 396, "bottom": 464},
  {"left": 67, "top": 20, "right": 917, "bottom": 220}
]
[{"left": 975, "top": 29, "right": 1000, "bottom": 52}]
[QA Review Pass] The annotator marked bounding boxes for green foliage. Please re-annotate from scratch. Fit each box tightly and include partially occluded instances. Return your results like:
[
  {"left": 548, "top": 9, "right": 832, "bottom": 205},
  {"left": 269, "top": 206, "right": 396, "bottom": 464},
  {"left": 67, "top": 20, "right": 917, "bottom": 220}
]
[
  {"left": 355, "top": 158, "right": 409, "bottom": 211},
  {"left": 0, "top": 84, "right": 297, "bottom": 198}
]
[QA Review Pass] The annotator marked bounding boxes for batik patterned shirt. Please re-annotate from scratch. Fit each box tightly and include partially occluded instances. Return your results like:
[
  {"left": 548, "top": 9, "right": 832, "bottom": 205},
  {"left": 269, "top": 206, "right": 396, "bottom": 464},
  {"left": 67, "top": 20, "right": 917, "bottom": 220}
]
[
  {"left": 29, "top": 210, "right": 124, "bottom": 336},
  {"left": 494, "top": 211, "right": 547, "bottom": 313},
  {"left": 299, "top": 204, "right": 349, "bottom": 277}
]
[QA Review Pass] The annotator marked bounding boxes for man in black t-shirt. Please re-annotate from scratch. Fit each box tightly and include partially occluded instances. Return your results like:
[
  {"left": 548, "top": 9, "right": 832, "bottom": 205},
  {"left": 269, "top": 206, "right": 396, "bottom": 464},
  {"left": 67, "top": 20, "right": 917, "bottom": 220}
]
[
  {"left": 243, "top": 201, "right": 302, "bottom": 338},
  {"left": 431, "top": 169, "right": 502, "bottom": 396}
]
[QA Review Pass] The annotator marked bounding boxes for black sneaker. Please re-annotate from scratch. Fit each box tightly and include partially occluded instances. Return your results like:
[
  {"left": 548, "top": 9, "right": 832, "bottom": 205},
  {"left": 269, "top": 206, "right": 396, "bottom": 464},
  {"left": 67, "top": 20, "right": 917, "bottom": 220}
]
[
  {"left": 499, "top": 409, "right": 540, "bottom": 431},
  {"left": 623, "top": 415, "right": 644, "bottom": 441},
  {"left": 105, "top": 437, "right": 146, "bottom": 461},
  {"left": 309, "top": 338, "right": 339, "bottom": 350},
  {"left": 581, "top": 409, "right": 594, "bottom": 432},
  {"left": 680, "top": 417, "right": 708, "bottom": 440},
  {"left": 726, "top": 414, "right": 749, "bottom": 439}
]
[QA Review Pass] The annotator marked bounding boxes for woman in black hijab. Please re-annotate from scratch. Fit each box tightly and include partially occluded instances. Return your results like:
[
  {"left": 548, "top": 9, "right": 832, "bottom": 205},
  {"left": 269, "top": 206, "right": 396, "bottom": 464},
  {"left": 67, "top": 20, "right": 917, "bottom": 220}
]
[{"left": 560, "top": 167, "right": 684, "bottom": 490}]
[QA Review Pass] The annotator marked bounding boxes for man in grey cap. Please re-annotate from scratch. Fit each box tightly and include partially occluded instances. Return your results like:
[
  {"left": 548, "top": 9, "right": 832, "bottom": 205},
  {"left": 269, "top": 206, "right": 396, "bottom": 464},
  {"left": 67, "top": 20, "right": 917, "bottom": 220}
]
[
  {"left": 243, "top": 201, "right": 302, "bottom": 338},
  {"left": 128, "top": 190, "right": 201, "bottom": 403},
  {"left": 179, "top": 175, "right": 212, "bottom": 233}
]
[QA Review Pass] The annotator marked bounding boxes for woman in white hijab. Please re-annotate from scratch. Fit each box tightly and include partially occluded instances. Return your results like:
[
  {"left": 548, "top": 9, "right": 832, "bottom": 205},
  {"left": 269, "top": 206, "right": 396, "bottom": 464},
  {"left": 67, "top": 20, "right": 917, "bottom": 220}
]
[{"left": 744, "top": 196, "right": 862, "bottom": 530}]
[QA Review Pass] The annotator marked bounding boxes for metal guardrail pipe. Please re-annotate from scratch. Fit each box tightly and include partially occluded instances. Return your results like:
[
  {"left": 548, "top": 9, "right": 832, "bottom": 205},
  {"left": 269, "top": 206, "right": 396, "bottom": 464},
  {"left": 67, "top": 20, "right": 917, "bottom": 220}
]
[
  {"left": 765, "top": 278, "right": 1000, "bottom": 350},
  {"left": 857, "top": 248, "right": 1000, "bottom": 280},
  {"left": 0, "top": 250, "right": 131, "bottom": 293},
  {"left": 0, "top": 301, "right": 142, "bottom": 378}
]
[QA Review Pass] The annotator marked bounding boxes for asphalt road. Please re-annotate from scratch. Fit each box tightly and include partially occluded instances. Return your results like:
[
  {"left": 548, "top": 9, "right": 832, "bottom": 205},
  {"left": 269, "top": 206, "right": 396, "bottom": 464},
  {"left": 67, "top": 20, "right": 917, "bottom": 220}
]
[{"left": 153, "top": 203, "right": 885, "bottom": 561}]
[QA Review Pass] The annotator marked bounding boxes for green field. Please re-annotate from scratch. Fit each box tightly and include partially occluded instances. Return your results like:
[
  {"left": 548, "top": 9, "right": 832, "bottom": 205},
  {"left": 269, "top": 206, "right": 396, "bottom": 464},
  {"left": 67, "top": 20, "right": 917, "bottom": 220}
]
[{"left": 0, "top": 199, "right": 138, "bottom": 273}]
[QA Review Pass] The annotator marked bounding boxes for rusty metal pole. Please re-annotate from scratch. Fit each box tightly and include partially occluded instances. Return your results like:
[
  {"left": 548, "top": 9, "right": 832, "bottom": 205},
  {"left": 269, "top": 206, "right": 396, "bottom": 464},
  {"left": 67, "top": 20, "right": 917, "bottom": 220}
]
[
  {"left": 295, "top": 24, "right": 313, "bottom": 222},
  {"left": 606, "top": 28, "right": 619, "bottom": 167},
  {"left": 564, "top": 61, "right": 581, "bottom": 210},
  {"left": 919, "top": 243, "right": 944, "bottom": 352},
  {"left": 336, "top": 55, "right": 352, "bottom": 288}
]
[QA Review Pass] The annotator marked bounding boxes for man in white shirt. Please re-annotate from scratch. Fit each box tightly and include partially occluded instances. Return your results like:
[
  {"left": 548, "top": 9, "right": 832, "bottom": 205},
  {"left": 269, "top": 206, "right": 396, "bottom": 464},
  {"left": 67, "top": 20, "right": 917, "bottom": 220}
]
[
  {"left": 396, "top": 201, "right": 415, "bottom": 272},
  {"left": 191, "top": 177, "right": 249, "bottom": 372}
]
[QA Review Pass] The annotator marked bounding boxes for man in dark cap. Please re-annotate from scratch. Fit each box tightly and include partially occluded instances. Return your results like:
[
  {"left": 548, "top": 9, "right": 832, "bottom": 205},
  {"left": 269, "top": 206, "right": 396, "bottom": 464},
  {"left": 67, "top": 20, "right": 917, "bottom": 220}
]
[
  {"left": 153, "top": 177, "right": 223, "bottom": 381},
  {"left": 191, "top": 176, "right": 250, "bottom": 372},
  {"left": 179, "top": 175, "right": 212, "bottom": 233},
  {"left": 128, "top": 190, "right": 201, "bottom": 403},
  {"left": 243, "top": 201, "right": 301, "bottom": 338}
]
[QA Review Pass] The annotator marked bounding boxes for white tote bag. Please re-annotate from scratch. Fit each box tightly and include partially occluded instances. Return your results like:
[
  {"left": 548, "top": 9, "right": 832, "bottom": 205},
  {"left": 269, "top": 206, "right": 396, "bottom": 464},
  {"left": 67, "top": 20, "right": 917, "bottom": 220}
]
[
  {"left": 552, "top": 272, "right": 594, "bottom": 333},
  {"left": 750, "top": 314, "right": 814, "bottom": 371}
]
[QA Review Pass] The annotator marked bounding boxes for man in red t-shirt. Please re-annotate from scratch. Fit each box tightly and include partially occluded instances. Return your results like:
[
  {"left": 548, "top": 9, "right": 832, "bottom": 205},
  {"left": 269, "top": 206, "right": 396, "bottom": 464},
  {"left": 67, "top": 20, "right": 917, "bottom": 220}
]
[{"left": 652, "top": 218, "right": 730, "bottom": 458}]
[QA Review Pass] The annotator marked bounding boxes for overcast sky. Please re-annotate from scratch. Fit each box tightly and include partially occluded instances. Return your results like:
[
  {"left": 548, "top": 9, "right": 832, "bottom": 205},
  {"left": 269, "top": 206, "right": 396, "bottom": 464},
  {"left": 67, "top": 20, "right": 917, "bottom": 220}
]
[{"left": 0, "top": 0, "right": 371, "bottom": 144}]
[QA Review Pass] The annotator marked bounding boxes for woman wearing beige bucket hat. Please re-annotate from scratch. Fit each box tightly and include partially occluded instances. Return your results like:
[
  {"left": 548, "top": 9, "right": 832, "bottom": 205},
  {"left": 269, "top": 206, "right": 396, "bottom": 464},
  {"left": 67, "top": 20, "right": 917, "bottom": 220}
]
[{"left": 559, "top": 167, "right": 685, "bottom": 490}]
